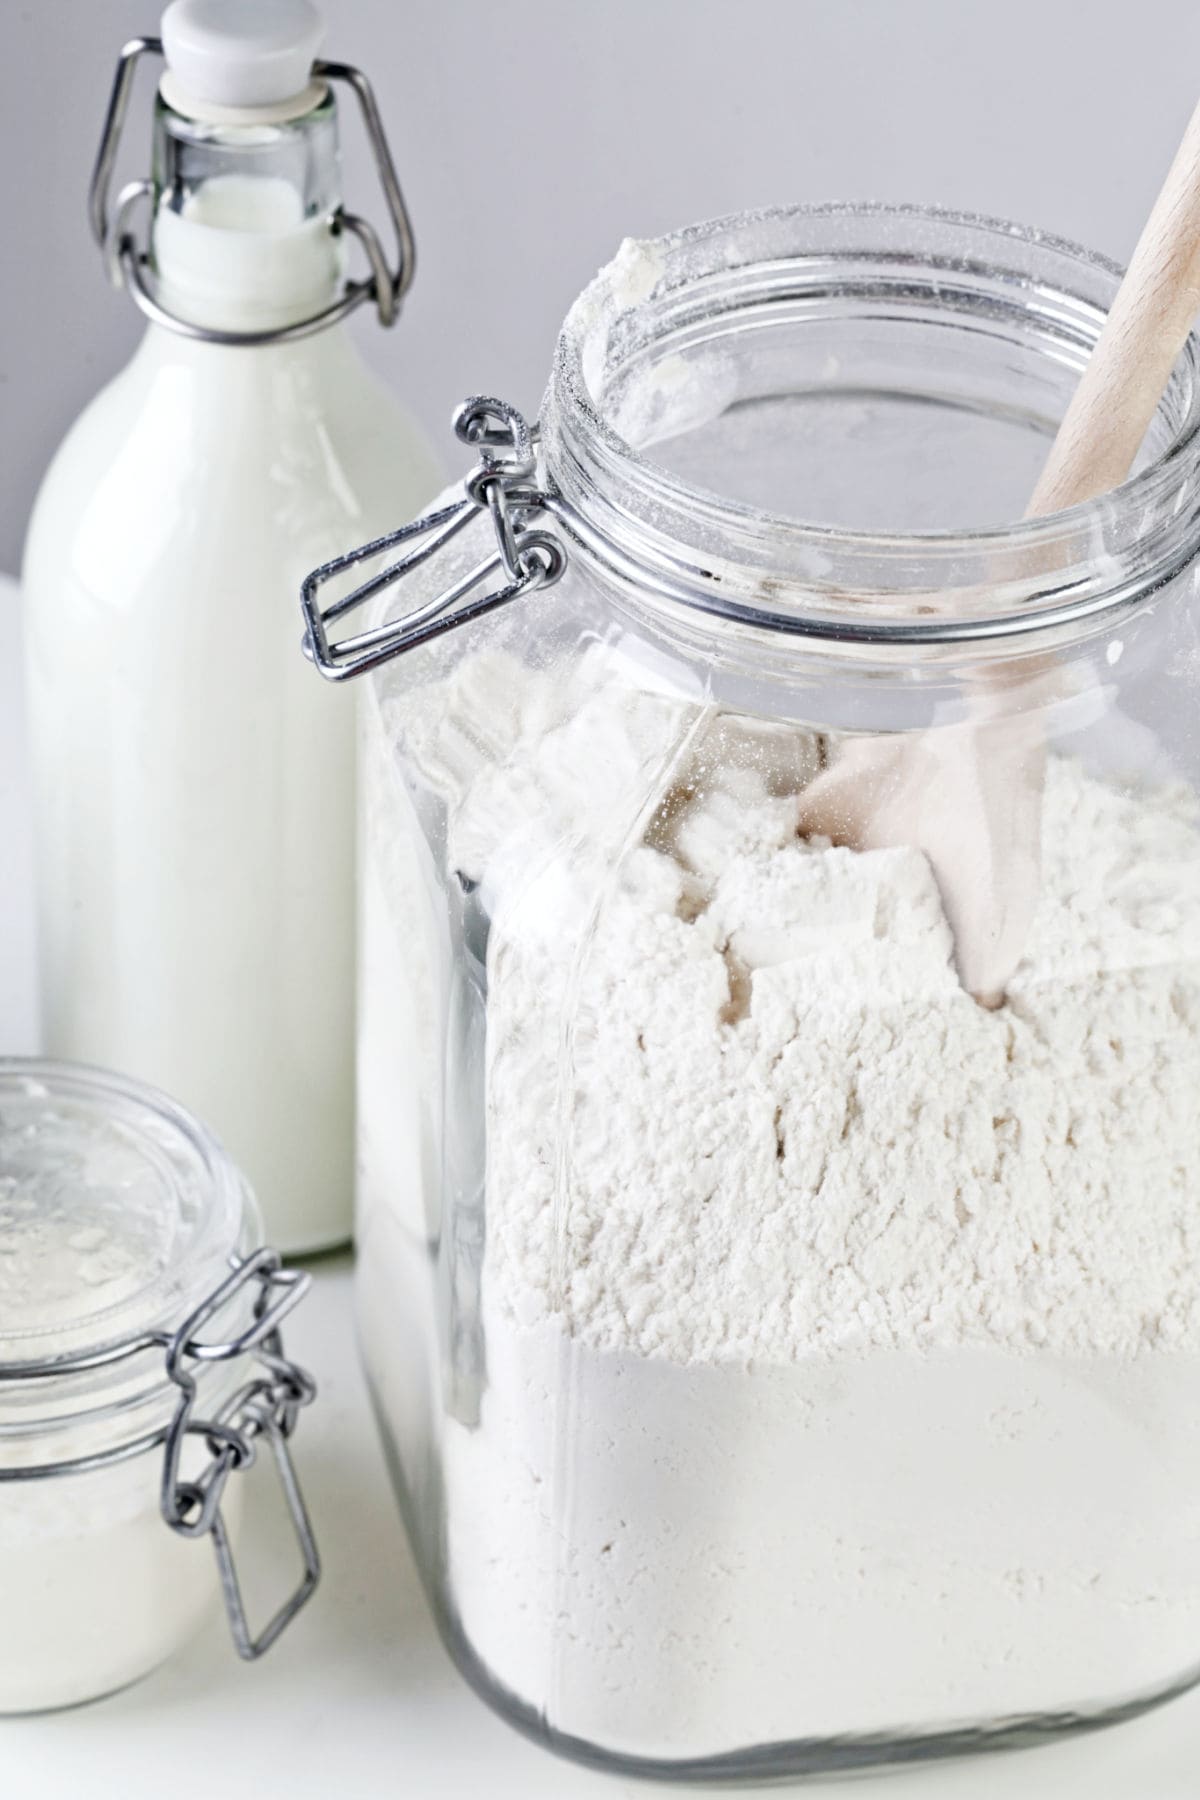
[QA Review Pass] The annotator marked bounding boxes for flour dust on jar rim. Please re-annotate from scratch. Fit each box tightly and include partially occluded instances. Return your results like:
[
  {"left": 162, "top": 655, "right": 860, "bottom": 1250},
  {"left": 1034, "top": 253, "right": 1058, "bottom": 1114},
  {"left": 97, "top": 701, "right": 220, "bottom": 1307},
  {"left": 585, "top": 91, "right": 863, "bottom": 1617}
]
[
  {"left": 0, "top": 1059, "right": 319, "bottom": 1714},
  {"left": 302, "top": 204, "right": 1200, "bottom": 1781}
]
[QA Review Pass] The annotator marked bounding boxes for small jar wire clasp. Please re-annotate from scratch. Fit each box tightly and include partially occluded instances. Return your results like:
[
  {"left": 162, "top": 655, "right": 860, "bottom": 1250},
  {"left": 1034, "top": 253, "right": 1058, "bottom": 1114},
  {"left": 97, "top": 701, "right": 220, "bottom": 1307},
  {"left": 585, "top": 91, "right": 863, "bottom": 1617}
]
[
  {"left": 0, "top": 1247, "right": 320, "bottom": 1663},
  {"left": 160, "top": 1247, "right": 320, "bottom": 1660}
]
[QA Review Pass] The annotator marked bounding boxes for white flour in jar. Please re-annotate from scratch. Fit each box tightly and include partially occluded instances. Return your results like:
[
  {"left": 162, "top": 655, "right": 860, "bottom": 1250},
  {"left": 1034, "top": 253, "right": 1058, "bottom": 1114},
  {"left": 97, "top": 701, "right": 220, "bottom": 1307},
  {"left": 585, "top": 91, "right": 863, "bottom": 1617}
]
[
  {"left": 0, "top": 1083, "right": 242, "bottom": 1712},
  {"left": 366, "top": 644, "right": 1200, "bottom": 1761}
]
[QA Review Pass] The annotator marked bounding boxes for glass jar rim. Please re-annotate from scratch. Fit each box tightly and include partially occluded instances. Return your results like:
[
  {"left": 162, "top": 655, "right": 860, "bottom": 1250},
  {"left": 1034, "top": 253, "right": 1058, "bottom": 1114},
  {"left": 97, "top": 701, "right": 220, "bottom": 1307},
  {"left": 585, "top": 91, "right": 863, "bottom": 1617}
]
[
  {"left": 0, "top": 1058, "right": 257, "bottom": 1446},
  {"left": 542, "top": 201, "right": 1200, "bottom": 647}
]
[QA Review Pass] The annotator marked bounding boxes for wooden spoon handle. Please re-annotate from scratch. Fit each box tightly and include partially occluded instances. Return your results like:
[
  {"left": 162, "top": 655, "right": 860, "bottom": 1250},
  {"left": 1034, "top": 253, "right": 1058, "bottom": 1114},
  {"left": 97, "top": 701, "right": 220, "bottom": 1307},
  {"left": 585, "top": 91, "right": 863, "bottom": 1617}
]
[{"left": 1029, "top": 98, "right": 1200, "bottom": 518}]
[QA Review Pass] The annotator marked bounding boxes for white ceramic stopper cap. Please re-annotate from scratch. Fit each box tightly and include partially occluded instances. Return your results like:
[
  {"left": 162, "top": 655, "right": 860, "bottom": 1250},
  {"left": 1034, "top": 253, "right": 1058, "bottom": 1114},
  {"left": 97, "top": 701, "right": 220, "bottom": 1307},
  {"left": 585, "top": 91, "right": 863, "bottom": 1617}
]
[{"left": 161, "top": 0, "right": 324, "bottom": 110}]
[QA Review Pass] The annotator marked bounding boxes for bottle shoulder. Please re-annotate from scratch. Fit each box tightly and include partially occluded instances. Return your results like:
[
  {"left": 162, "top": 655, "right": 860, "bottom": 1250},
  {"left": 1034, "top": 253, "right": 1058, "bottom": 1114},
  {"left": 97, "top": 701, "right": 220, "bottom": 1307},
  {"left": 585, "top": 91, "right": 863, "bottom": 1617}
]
[{"left": 24, "top": 326, "right": 442, "bottom": 595}]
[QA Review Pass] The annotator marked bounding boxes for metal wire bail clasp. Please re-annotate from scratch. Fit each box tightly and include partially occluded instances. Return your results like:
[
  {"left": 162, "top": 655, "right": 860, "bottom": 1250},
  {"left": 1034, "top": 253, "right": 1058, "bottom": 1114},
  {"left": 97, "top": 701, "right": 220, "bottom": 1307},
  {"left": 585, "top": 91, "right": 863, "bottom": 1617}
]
[
  {"left": 161, "top": 1248, "right": 320, "bottom": 1660},
  {"left": 89, "top": 38, "right": 417, "bottom": 346},
  {"left": 301, "top": 397, "right": 569, "bottom": 681}
]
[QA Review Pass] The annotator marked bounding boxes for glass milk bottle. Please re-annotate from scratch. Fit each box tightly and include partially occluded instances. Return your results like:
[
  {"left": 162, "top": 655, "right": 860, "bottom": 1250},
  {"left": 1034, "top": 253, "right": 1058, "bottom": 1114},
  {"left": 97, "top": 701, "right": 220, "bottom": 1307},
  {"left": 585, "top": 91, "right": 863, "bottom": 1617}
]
[{"left": 21, "top": 0, "right": 439, "bottom": 1251}]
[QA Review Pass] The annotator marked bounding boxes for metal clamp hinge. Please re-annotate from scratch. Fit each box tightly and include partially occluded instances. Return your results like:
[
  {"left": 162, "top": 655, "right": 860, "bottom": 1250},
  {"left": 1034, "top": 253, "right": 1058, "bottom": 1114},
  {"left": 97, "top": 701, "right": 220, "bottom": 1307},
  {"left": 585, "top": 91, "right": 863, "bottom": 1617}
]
[
  {"left": 301, "top": 397, "right": 569, "bottom": 681},
  {"left": 161, "top": 1248, "right": 320, "bottom": 1660},
  {"left": 89, "top": 38, "right": 416, "bottom": 346}
]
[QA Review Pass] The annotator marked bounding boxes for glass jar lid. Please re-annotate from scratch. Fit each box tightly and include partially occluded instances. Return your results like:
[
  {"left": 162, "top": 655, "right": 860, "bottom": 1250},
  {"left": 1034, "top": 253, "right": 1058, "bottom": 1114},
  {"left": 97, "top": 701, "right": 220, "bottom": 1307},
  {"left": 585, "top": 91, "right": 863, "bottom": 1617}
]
[{"left": 0, "top": 1057, "right": 253, "bottom": 1367}]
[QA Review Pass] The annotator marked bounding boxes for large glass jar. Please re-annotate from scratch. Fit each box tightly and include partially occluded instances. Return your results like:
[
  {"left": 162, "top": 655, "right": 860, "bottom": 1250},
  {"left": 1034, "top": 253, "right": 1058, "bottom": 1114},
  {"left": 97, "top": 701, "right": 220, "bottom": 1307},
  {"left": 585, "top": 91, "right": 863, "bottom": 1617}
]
[{"left": 311, "top": 205, "right": 1200, "bottom": 1780}]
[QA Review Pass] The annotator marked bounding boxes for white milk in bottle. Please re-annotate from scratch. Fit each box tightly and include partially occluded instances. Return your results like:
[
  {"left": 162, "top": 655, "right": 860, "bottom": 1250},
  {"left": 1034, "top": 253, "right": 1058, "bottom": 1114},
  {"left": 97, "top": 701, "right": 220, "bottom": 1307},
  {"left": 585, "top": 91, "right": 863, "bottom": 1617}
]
[{"left": 21, "top": 0, "right": 440, "bottom": 1250}]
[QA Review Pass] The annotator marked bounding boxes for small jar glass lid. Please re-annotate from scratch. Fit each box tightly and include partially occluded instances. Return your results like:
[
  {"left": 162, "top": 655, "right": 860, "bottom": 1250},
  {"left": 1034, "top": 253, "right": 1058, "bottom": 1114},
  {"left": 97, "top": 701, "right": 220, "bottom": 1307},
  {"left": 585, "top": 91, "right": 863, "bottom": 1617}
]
[{"left": 0, "top": 1058, "right": 254, "bottom": 1366}]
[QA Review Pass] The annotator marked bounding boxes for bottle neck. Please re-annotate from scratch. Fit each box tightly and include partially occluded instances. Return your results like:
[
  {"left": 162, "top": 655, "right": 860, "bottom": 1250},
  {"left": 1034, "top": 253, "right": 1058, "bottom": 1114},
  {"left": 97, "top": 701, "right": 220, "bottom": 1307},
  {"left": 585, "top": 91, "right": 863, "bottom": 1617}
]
[{"left": 149, "top": 89, "right": 346, "bottom": 335}]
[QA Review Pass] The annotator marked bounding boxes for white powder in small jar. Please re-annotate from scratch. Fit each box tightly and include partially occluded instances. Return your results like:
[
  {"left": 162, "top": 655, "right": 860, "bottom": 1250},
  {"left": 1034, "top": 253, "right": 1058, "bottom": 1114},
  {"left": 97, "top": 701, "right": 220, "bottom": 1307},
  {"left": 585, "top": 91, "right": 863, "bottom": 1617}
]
[
  {"left": 0, "top": 1457, "right": 243, "bottom": 1714},
  {"left": 0, "top": 1065, "right": 256, "bottom": 1714},
  {"left": 360, "top": 642, "right": 1200, "bottom": 1764}
]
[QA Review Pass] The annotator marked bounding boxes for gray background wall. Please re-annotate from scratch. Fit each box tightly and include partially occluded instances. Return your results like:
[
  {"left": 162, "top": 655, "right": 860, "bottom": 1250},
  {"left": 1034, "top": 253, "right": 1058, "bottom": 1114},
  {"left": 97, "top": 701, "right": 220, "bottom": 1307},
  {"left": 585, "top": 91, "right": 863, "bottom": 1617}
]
[{"left": 3, "top": 0, "right": 1198, "bottom": 573}]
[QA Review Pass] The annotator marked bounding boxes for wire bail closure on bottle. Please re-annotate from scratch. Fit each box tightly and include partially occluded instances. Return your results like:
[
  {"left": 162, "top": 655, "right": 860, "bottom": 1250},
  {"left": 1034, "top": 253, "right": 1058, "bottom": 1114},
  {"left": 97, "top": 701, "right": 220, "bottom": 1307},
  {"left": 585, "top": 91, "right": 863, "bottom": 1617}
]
[
  {"left": 89, "top": 36, "right": 416, "bottom": 347},
  {"left": 301, "top": 397, "right": 569, "bottom": 681},
  {"left": 0, "top": 1248, "right": 320, "bottom": 1663}
]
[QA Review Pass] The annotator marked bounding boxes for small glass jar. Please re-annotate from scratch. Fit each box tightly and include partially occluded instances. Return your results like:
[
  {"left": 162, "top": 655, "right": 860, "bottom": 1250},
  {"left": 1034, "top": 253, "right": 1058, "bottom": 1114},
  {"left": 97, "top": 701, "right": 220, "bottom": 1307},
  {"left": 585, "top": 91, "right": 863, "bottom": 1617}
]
[
  {"left": 0, "top": 1059, "right": 319, "bottom": 1714},
  {"left": 306, "top": 205, "right": 1200, "bottom": 1780}
]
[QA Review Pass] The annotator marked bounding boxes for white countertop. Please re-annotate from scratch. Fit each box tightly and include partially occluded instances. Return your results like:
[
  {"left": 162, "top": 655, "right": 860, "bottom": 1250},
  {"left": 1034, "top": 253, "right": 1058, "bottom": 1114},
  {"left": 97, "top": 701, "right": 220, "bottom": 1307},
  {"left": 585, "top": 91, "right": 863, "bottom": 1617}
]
[{"left": 3, "top": 575, "right": 1200, "bottom": 1799}]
